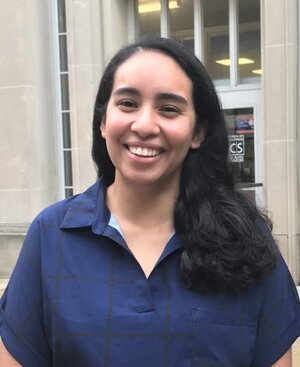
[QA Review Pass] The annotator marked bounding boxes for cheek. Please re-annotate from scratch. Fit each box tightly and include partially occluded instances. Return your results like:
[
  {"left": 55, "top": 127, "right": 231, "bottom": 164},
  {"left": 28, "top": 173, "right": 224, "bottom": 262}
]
[
  {"left": 166, "top": 122, "right": 196, "bottom": 147},
  {"left": 103, "top": 115, "right": 129, "bottom": 140}
]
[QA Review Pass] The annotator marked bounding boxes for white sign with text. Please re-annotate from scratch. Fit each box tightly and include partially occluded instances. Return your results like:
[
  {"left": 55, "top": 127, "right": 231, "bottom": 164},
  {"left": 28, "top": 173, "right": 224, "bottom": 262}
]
[{"left": 229, "top": 135, "right": 245, "bottom": 162}]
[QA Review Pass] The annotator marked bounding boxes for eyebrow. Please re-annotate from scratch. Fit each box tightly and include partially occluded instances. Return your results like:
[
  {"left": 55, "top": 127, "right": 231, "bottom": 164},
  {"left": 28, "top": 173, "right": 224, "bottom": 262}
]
[
  {"left": 157, "top": 92, "right": 188, "bottom": 106},
  {"left": 112, "top": 88, "right": 188, "bottom": 106},
  {"left": 112, "top": 87, "right": 140, "bottom": 97}
]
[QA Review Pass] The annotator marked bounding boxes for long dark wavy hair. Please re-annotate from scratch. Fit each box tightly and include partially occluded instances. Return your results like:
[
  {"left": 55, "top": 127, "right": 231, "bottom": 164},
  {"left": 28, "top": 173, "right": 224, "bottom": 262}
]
[{"left": 92, "top": 37, "right": 278, "bottom": 294}]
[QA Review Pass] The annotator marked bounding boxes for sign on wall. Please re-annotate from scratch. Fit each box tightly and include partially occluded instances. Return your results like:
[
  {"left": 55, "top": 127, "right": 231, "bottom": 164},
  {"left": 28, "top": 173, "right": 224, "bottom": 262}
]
[
  {"left": 235, "top": 114, "right": 254, "bottom": 133},
  {"left": 229, "top": 135, "right": 245, "bottom": 162}
]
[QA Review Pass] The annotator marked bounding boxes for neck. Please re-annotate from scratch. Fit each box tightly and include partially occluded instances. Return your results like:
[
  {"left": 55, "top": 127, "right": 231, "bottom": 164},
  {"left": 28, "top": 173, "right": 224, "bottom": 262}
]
[{"left": 106, "top": 175, "right": 179, "bottom": 228}]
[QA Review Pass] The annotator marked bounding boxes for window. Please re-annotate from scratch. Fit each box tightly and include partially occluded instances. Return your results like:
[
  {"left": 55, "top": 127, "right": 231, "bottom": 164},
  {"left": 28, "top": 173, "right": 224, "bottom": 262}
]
[
  {"left": 134, "top": 0, "right": 261, "bottom": 87},
  {"left": 238, "top": 0, "right": 261, "bottom": 84},
  {"left": 225, "top": 107, "right": 255, "bottom": 187},
  {"left": 57, "top": 0, "right": 73, "bottom": 198},
  {"left": 203, "top": 0, "right": 230, "bottom": 85},
  {"left": 136, "top": 0, "right": 161, "bottom": 36},
  {"left": 132, "top": 0, "right": 262, "bottom": 202},
  {"left": 169, "top": 0, "right": 194, "bottom": 55}
]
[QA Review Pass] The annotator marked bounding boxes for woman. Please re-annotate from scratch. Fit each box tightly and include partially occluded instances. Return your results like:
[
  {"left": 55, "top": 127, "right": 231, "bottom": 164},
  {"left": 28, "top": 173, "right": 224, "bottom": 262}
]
[{"left": 1, "top": 37, "right": 299, "bottom": 366}]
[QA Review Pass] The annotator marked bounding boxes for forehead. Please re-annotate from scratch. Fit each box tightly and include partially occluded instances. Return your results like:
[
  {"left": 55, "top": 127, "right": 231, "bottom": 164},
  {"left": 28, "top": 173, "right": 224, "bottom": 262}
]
[{"left": 112, "top": 50, "right": 192, "bottom": 93}]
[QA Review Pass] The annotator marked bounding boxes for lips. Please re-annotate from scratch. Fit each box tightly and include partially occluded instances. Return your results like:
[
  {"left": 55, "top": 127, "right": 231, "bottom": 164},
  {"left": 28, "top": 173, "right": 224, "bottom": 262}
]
[{"left": 127, "top": 145, "right": 162, "bottom": 157}]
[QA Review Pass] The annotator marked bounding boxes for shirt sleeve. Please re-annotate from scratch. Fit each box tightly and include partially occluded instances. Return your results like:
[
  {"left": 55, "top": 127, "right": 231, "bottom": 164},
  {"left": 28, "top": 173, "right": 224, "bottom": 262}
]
[
  {"left": 0, "top": 218, "right": 52, "bottom": 367},
  {"left": 251, "top": 254, "right": 300, "bottom": 367}
]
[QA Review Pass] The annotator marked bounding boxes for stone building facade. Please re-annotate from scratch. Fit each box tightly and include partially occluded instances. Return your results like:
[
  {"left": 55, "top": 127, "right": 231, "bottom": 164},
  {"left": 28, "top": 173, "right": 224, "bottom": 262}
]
[{"left": 0, "top": 0, "right": 299, "bottom": 285}]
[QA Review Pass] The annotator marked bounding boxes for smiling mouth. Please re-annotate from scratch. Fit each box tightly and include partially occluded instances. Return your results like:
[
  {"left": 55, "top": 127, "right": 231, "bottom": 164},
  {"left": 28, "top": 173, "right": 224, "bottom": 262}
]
[{"left": 127, "top": 145, "right": 162, "bottom": 157}]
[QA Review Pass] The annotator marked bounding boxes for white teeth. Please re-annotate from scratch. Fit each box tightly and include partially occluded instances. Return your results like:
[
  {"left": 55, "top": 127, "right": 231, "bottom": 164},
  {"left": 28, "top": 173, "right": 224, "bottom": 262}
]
[{"left": 129, "top": 146, "right": 160, "bottom": 157}]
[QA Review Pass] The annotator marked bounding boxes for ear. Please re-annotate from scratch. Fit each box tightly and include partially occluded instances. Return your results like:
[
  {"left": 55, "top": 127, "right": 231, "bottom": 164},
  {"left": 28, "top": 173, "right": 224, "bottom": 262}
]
[
  {"left": 190, "top": 125, "right": 206, "bottom": 149},
  {"left": 100, "top": 118, "right": 106, "bottom": 139}
]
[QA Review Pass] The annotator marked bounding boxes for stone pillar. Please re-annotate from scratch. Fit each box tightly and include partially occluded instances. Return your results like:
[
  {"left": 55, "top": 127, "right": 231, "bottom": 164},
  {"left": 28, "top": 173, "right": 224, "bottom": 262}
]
[
  {"left": 261, "top": 0, "right": 300, "bottom": 282},
  {"left": 0, "top": 0, "right": 59, "bottom": 276},
  {"left": 101, "top": 0, "right": 129, "bottom": 62}
]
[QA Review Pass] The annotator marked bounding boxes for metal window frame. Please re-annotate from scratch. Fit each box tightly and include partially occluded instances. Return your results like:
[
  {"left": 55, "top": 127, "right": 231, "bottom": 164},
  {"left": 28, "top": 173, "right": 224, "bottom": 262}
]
[
  {"left": 229, "top": 0, "right": 239, "bottom": 87},
  {"left": 160, "top": 0, "right": 170, "bottom": 37},
  {"left": 194, "top": 0, "right": 204, "bottom": 62},
  {"left": 51, "top": 0, "right": 73, "bottom": 199},
  {"left": 50, "top": 0, "right": 65, "bottom": 199},
  {"left": 127, "top": 0, "right": 136, "bottom": 42}
]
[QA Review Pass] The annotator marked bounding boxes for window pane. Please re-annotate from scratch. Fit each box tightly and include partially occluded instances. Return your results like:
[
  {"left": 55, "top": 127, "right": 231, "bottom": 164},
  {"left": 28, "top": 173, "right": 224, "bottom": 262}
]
[
  {"left": 203, "top": 0, "right": 230, "bottom": 86},
  {"left": 224, "top": 107, "right": 255, "bottom": 185},
  {"left": 65, "top": 188, "right": 74, "bottom": 198},
  {"left": 64, "top": 150, "right": 73, "bottom": 187},
  {"left": 169, "top": 0, "right": 194, "bottom": 55},
  {"left": 238, "top": 0, "right": 261, "bottom": 84},
  {"left": 57, "top": 0, "right": 67, "bottom": 33},
  {"left": 59, "top": 35, "right": 68, "bottom": 72},
  {"left": 60, "top": 74, "right": 70, "bottom": 111},
  {"left": 136, "top": 0, "right": 161, "bottom": 38},
  {"left": 62, "top": 112, "right": 71, "bottom": 149}
]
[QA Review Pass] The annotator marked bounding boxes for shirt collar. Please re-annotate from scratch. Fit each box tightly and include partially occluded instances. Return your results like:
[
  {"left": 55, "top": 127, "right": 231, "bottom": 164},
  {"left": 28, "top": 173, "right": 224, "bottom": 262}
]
[
  {"left": 59, "top": 179, "right": 110, "bottom": 235},
  {"left": 59, "top": 179, "right": 182, "bottom": 256}
]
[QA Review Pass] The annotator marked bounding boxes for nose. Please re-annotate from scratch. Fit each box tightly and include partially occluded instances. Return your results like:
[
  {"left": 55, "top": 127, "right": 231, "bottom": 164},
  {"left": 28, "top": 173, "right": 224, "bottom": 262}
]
[{"left": 130, "top": 106, "right": 160, "bottom": 138}]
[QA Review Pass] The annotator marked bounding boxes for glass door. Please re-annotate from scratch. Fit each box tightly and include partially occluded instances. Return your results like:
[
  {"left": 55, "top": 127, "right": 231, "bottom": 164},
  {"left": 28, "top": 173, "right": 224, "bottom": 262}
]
[{"left": 219, "top": 89, "right": 263, "bottom": 204}]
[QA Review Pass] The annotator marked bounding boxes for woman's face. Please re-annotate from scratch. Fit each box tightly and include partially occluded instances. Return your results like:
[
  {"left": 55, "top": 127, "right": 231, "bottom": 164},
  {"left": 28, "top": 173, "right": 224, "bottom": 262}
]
[{"left": 101, "top": 50, "right": 204, "bottom": 189}]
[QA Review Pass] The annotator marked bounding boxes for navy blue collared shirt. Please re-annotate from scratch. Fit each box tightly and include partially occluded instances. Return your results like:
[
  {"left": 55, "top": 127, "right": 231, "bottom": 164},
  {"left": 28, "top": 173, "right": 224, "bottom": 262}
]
[{"left": 1, "top": 180, "right": 300, "bottom": 367}]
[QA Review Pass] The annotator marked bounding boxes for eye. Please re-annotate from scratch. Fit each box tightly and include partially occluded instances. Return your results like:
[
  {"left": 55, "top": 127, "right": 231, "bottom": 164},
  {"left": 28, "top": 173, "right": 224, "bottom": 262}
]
[
  {"left": 117, "top": 99, "right": 138, "bottom": 111},
  {"left": 159, "top": 105, "right": 182, "bottom": 116}
]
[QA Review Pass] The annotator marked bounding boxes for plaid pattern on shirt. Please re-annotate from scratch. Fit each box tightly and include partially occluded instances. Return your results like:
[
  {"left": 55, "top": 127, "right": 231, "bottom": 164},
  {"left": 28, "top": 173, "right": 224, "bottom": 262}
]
[{"left": 1, "top": 180, "right": 300, "bottom": 367}]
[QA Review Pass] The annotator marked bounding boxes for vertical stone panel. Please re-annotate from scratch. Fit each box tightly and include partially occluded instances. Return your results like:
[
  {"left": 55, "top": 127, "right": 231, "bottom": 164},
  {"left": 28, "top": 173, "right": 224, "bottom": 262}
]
[
  {"left": 0, "top": 0, "right": 58, "bottom": 218},
  {"left": 66, "top": 0, "right": 130, "bottom": 193},
  {"left": 262, "top": 0, "right": 300, "bottom": 281},
  {"left": 0, "top": 0, "right": 59, "bottom": 275},
  {"left": 101, "top": 0, "right": 129, "bottom": 62}
]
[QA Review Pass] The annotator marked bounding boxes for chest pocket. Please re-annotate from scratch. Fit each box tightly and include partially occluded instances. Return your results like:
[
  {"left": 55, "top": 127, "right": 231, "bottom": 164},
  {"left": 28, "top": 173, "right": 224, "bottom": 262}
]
[{"left": 191, "top": 308, "right": 257, "bottom": 367}]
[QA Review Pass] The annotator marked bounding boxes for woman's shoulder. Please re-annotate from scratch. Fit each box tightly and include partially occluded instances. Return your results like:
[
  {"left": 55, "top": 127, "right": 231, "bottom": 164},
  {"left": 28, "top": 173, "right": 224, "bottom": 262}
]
[
  {"left": 259, "top": 252, "right": 299, "bottom": 299},
  {"left": 29, "top": 181, "right": 103, "bottom": 232}
]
